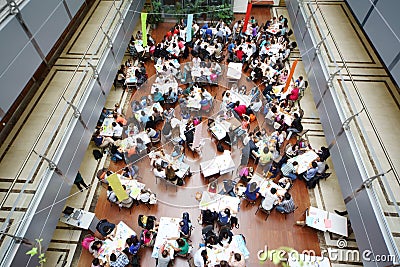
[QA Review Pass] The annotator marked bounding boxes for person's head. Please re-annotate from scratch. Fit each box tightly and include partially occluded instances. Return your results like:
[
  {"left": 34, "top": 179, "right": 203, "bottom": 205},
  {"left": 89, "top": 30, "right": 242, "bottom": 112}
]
[
  {"left": 110, "top": 253, "right": 117, "bottom": 262},
  {"left": 271, "top": 106, "right": 277, "bottom": 113},
  {"left": 107, "top": 185, "right": 113, "bottom": 191},
  {"left": 263, "top": 147, "right": 269, "bottom": 154},
  {"left": 224, "top": 208, "right": 231, "bottom": 216},
  {"left": 270, "top": 187, "right": 277, "bottom": 194},
  {"left": 239, "top": 47, "right": 242, "bottom": 51},
  {"left": 219, "top": 260, "right": 229, "bottom": 267},
  {"left": 126, "top": 237, "right": 133, "bottom": 246},
  {"left": 132, "top": 235, "right": 139, "bottom": 244},
  {"left": 177, "top": 238, "right": 185, "bottom": 247},
  {"left": 92, "top": 258, "right": 100, "bottom": 266},
  {"left": 294, "top": 113, "right": 299, "bottom": 119},
  {"left": 103, "top": 225, "right": 113, "bottom": 235},
  {"left": 284, "top": 192, "right": 291, "bottom": 200},
  {"left": 249, "top": 182, "right": 257, "bottom": 193},
  {"left": 312, "top": 161, "right": 318, "bottom": 168},
  {"left": 234, "top": 253, "right": 242, "bottom": 261},
  {"left": 292, "top": 161, "right": 298, "bottom": 166},
  {"left": 91, "top": 241, "right": 102, "bottom": 251},
  {"left": 162, "top": 249, "right": 169, "bottom": 258},
  {"left": 222, "top": 232, "right": 229, "bottom": 239},
  {"left": 299, "top": 76, "right": 303, "bottom": 81}
]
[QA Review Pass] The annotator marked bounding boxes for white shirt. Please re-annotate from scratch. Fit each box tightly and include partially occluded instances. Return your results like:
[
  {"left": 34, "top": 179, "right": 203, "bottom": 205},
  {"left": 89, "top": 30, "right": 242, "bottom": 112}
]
[
  {"left": 113, "top": 124, "right": 123, "bottom": 137},
  {"left": 193, "top": 247, "right": 206, "bottom": 267},
  {"left": 262, "top": 191, "right": 279, "bottom": 210}
]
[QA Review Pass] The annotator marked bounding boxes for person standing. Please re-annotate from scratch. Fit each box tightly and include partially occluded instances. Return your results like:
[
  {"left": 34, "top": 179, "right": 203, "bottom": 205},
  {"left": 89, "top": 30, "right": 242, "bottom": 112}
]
[{"left": 74, "top": 171, "right": 89, "bottom": 191}]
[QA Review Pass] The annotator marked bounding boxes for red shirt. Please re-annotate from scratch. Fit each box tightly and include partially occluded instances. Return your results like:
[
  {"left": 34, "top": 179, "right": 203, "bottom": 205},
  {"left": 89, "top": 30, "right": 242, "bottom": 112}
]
[
  {"left": 234, "top": 105, "right": 247, "bottom": 117},
  {"left": 235, "top": 49, "right": 244, "bottom": 61},
  {"left": 289, "top": 87, "right": 300, "bottom": 101}
]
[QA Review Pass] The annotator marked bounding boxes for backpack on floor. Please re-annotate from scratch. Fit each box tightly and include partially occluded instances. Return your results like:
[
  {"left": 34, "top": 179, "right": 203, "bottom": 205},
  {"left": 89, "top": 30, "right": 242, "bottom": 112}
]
[
  {"left": 306, "top": 177, "right": 320, "bottom": 189},
  {"left": 93, "top": 149, "right": 103, "bottom": 160}
]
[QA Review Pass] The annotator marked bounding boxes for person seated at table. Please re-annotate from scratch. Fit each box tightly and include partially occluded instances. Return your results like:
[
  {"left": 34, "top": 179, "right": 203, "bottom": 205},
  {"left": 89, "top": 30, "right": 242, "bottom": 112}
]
[
  {"left": 111, "top": 122, "right": 123, "bottom": 140},
  {"left": 170, "top": 237, "right": 190, "bottom": 257},
  {"left": 91, "top": 258, "right": 104, "bottom": 267},
  {"left": 126, "top": 235, "right": 141, "bottom": 255},
  {"left": 200, "top": 209, "right": 217, "bottom": 226},
  {"left": 219, "top": 179, "right": 237, "bottom": 197},
  {"left": 165, "top": 88, "right": 178, "bottom": 104},
  {"left": 146, "top": 127, "right": 158, "bottom": 139},
  {"left": 199, "top": 96, "right": 211, "bottom": 111},
  {"left": 112, "top": 113, "right": 127, "bottom": 126},
  {"left": 89, "top": 239, "right": 103, "bottom": 258},
  {"left": 303, "top": 161, "right": 318, "bottom": 182},
  {"left": 107, "top": 186, "right": 118, "bottom": 203},
  {"left": 217, "top": 208, "right": 231, "bottom": 226},
  {"left": 157, "top": 248, "right": 171, "bottom": 267},
  {"left": 287, "top": 113, "right": 303, "bottom": 138},
  {"left": 316, "top": 146, "right": 330, "bottom": 162},
  {"left": 250, "top": 97, "right": 263, "bottom": 113},
  {"left": 248, "top": 133, "right": 259, "bottom": 156},
  {"left": 261, "top": 187, "right": 280, "bottom": 211},
  {"left": 121, "top": 166, "right": 133, "bottom": 180},
  {"left": 285, "top": 143, "right": 299, "bottom": 158},
  {"left": 239, "top": 166, "right": 253, "bottom": 183},
  {"left": 278, "top": 177, "right": 292, "bottom": 190},
  {"left": 93, "top": 130, "right": 114, "bottom": 149},
  {"left": 193, "top": 247, "right": 208, "bottom": 267},
  {"left": 153, "top": 165, "right": 166, "bottom": 179},
  {"left": 275, "top": 192, "right": 296, "bottom": 215},
  {"left": 118, "top": 185, "right": 134, "bottom": 209},
  {"left": 98, "top": 107, "right": 111, "bottom": 124},
  {"left": 244, "top": 182, "right": 260, "bottom": 201},
  {"left": 153, "top": 88, "right": 165, "bottom": 105},
  {"left": 179, "top": 218, "right": 190, "bottom": 238},
  {"left": 218, "top": 227, "right": 233, "bottom": 247},
  {"left": 229, "top": 252, "right": 246, "bottom": 267},
  {"left": 139, "top": 229, "right": 154, "bottom": 247},
  {"left": 139, "top": 110, "right": 150, "bottom": 126},
  {"left": 235, "top": 47, "right": 245, "bottom": 63},
  {"left": 233, "top": 101, "right": 247, "bottom": 118},
  {"left": 280, "top": 160, "right": 298, "bottom": 181},
  {"left": 165, "top": 164, "right": 178, "bottom": 182},
  {"left": 172, "top": 144, "right": 184, "bottom": 162},
  {"left": 287, "top": 86, "right": 300, "bottom": 102}
]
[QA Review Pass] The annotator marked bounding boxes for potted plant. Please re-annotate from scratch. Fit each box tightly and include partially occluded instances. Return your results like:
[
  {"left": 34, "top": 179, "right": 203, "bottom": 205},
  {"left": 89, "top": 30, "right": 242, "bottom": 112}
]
[{"left": 147, "top": 0, "right": 163, "bottom": 29}]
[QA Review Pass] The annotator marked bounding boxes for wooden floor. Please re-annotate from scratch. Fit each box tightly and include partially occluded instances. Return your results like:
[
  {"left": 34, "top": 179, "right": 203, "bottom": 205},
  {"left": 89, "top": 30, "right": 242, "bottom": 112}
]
[{"left": 77, "top": 6, "right": 320, "bottom": 267}]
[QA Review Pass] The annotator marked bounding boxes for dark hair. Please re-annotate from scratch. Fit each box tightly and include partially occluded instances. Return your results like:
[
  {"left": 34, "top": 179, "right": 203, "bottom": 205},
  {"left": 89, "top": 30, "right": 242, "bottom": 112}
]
[
  {"left": 285, "top": 192, "right": 291, "bottom": 200},
  {"left": 110, "top": 253, "right": 117, "bottom": 261},
  {"left": 92, "top": 258, "right": 100, "bottom": 265},
  {"left": 219, "top": 260, "right": 229, "bottom": 267},
  {"left": 177, "top": 238, "right": 185, "bottom": 247},
  {"left": 162, "top": 249, "right": 169, "bottom": 257},
  {"left": 107, "top": 186, "right": 113, "bottom": 191},
  {"left": 91, "top": 241, "right": 102, "bottom": 251},
  {"left": 224, "top": 208, "right": 231, "bottom": 217},
  {"left": 201, "top": 249, "right": 208, "bottom": 257},
  {"left": 292, "top": 161, "right": 298, "bottom": 166},
  {"left": 271, "top": 106, "right": 277, "bottom": 113},
  {"left": 312, "top": 162, "right": 318, "bottom": 168},
  {"left": 271, "top": 187, "right": 277, "bottom": 194},
  {"left": 234, "top": 253, "right": 242, "bottom": 261}
]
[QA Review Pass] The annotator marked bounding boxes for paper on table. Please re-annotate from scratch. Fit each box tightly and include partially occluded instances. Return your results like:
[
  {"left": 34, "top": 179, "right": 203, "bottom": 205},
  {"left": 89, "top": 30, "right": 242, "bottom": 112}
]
[
  {"left": 306, "top": 216, "right": 314, "bottom": 226},
  {"left": 324, "top": 219, "right": 332, "bottom": 228}
]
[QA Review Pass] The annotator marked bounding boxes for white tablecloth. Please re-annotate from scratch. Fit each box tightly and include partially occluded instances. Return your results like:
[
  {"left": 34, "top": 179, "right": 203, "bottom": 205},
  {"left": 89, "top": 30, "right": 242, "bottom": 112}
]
[
  {"left": 288, "top": 150, "right": 319, "bottom": 174},
  {"left": 100, "top": 117, "right": 114, "bottom": 136},
  {"left": 152, "top": 217, "right": 181, "bottom": 258},
  {"left": 199, "top": 191, "right": 240, "bottom": 213},
  {"left": 227, "top": 62, "right": 242, "bottom": 80},
  {"left": 200, "top": 152, "right": 235, "bottom": 177}
]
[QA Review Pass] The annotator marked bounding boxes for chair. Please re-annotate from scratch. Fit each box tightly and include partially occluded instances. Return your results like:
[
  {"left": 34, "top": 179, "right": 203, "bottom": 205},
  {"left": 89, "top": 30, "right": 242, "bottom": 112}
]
[
  {"left": 131, "top": 165, "right": 142, "bottom": 180},
  {"left": 150, "top": 130, "right": 161, "bottom": 144},
  {"left": 255, "top": 204, "right": 272, "bottom": 221},
  {"left": 244, "top": 195, "right": 257, "bottom": 207}
]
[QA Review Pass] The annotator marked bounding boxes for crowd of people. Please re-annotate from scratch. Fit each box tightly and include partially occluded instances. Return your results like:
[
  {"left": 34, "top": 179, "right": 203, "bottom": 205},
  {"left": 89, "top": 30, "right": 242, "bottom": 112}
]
[{"left": 84, "top": 8, "right": 335, "bottom": 267}]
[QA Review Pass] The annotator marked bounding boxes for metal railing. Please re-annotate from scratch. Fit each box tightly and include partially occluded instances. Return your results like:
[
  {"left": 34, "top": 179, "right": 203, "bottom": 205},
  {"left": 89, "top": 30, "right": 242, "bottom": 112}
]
[
  {"left": 0, "top": 0, "right": 135, "bottom": 264},
  {"left": 295, "top": 0, "right": 400, "bottom": 258}
]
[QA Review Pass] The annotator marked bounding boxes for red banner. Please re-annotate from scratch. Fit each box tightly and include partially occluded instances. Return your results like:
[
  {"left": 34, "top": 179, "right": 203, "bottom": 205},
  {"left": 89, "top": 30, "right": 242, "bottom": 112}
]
[{"left": 242, "top": 2, "right": 253, "bottom": 33}]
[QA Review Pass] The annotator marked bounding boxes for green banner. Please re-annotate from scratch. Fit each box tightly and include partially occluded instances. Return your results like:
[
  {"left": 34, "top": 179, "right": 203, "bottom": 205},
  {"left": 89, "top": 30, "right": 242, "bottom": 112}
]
[{"left": 141, "top": 13, "right": 147, "bottom": 47}]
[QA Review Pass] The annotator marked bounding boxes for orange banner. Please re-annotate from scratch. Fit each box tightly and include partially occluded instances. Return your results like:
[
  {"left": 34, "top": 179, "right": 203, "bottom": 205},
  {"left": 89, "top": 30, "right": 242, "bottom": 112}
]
[
  {"left": 242, "top": 2, "right": 252, "bottom": 33},
  {"left": 283, "top": 59, "right": 298, "bottom": 93}
]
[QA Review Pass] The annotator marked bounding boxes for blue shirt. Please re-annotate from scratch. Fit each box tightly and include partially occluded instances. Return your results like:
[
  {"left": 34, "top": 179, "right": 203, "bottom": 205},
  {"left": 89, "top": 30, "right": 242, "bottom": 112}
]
[
  {"left": 228, "top": 43, "right": 235, "bottom": 52},
  {"left": 245, "top": 184, "right": 260, "bottom": 201}
]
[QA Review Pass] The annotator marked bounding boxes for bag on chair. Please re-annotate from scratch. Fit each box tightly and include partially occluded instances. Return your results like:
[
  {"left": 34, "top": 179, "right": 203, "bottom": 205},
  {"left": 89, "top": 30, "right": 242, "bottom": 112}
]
[{"left": 81, "top": 235, "right": 95, "bottom": 250}]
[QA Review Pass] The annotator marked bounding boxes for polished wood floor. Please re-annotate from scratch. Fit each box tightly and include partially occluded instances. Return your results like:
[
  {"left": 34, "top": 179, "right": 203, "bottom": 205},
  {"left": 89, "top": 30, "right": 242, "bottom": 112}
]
[{"left": 77, "top": 6, "right": 320, "bottom": 267}]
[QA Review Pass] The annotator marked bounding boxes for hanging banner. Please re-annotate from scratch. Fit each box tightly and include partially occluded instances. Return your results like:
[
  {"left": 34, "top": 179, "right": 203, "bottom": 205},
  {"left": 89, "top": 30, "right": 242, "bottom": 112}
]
[
  {"left": 107, "top": 173, "right": 129, "bottom": 201},
  {"left": 283, "top": 59, "right": 299, "bottom": 93},
  {"left": 141, "top": 13, "right": 148, "bottom": 47},
  {"left": 242, "top": 2, "right": 253, "bottom": 33},
  {"left": 186, "top": 14, "right": 193, "bottom": 42}
]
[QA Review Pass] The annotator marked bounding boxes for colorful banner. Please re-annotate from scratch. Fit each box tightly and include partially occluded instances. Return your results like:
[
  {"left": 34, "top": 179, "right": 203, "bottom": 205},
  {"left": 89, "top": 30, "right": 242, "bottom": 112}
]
[
  {"left": 141, "top": 13, "right": 148, "bottom": 47},
  {"left": 242, "top": 2, "right": 253, "bottom": 33},
  {"left": 283, "top": 59, "right": 299, "bottom": 93},
  {"left": 186, "top": 14, "right": 193, "bottom": 42},
  {"left": 107, "top": 173, "right": 129, "bottom": 201}
]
